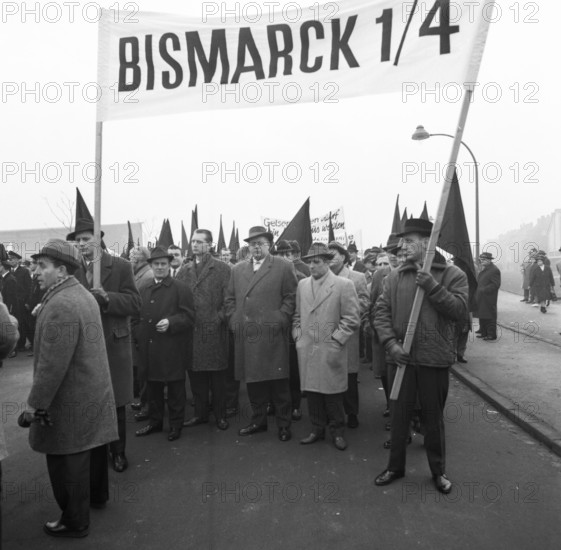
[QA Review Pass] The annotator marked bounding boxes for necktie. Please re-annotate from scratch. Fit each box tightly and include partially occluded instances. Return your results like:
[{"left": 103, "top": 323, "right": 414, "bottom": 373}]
[
  {"left": 172, "top": 268, "right": 176, "bottom": 278},
  {"left": 86, "top": 262, "right": 93, "bottom": 288}
]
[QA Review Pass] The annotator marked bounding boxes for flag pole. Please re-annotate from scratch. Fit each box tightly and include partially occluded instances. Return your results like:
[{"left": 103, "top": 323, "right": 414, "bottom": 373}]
[
  {"left": 93, "top": 120, "right": 103, "bottom": 288},
  {"left": 390, "top": 85, "right": 474, "bottom": 400}
]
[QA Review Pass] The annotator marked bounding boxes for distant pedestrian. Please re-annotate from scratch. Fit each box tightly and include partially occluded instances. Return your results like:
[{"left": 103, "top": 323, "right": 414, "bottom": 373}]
[
  {"left": 475, "top": 252, "right": 501, "bottom": 341},
  {"left": 529, "top": 254, "right": 555, "bottom": 313}
]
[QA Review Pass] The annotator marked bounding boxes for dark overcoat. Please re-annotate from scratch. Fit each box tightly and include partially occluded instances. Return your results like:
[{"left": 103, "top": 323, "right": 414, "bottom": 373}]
[
  {"left": 134, "top": 276, "right": 194, "bottom": 382},
  {"left": 475, "top": 263, "right": 501, "bottom": 319},
  {"left": 224, "top": 254, "right": 297, "bottom": 383},
  {"left": 529, "top": 265, "right": 554, "bottom": 302},
  {"left": 75, "top": 252, "right": 141, "bottom": 407},
  {"left": 0, "top": 272, "right": 18, "bottom": 314},
  {"left": 28, "top": 278, "right": 118, "bottom": 455},
  {"left": 179, "top": 254, "right": 230, "bottom": 372}
]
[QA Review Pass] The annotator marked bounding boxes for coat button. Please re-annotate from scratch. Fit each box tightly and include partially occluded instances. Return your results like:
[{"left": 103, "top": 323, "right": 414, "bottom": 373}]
[
  {"left": 150, "top": 300, "right": 155, "bottom": 304},
  {"left": 148, "top": 319, "right": 152, "bottom": 323}
]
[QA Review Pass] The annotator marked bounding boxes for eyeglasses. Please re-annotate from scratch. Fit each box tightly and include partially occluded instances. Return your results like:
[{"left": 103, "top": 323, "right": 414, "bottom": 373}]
[
  {"left": 376, "top": 262, "right": 390, "bottom": 266},
  {"left": 249, "top": 241, "right": 269, "bottom": 248}
]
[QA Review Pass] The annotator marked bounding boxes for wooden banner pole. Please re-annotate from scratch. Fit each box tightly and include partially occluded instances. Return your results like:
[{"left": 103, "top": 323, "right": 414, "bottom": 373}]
[
  {"left": 390, "top": 85, "right": 474, "bottom": 401},
  {"left": 93, "top": 121, "right": 103, "bottom": 288}
]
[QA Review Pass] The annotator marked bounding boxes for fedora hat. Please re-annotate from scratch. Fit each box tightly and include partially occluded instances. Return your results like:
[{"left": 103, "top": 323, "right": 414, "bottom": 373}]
[
  {"left": 383, "top": 233, "right": 400, "bottom": 254},
  {"left": 347, "top": 242, "right": 358, "bottom": 253},
  {"left": 31, "top": 239, "right": 81, "bottom": 269},
  {"left": 243, "top": 226, "right": 273, "bottom": 243},
  {"left": 66, "top": 219, "right": 105, "bottom": 242},
  {"left": 7, "top": 250, "right": 22, "bottom": 260},
  {"left": 275, "top": 240, "right": 292, "bottom": 254},
  {"left": 397, "top": 218, "right": 433, "bottom": 238},
  {"left": 327, "top": 241, "right": 350, "bottom": 263},
  {"left": 479, "top": 252, "right": 494, "bottom": 261},
  {"left": 301, "top": 242, "right": 335, "bottom": 262},
  {"left": 147, "top": 246, "right": 173, "bottom": 263}
]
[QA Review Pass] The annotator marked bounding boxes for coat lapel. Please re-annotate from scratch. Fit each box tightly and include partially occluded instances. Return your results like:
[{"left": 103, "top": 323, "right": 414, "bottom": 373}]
[
  {"left": 244, "top": 254, "right": 272, "bottom": 297},
  {"left": 310, "top": 272, "right": 335, "bottom": 312},
  {"left": 193, "top": 255, "right": 214, "bottom": 288},
  {"left": 100, "top": 252, "right": 113, "bottom": 287}
]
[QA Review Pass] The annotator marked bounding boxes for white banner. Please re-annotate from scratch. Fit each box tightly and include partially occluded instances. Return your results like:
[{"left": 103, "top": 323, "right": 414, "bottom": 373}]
[
  {"left": 97, "top": 1, "right": 494, "bottom": 121},
  {"left": 263, "top": 206, "right": 347, "bottom": 243}
]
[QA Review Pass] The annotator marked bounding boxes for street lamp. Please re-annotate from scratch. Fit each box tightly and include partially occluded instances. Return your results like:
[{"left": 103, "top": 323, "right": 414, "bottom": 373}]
[{"left": 411, "top": 125, "right": 480, "bottom": 263}]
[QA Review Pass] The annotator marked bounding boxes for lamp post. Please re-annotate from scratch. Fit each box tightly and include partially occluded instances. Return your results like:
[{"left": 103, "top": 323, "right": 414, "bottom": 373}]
[{"left": 411, "top": 125, "right": 480, "bottom": 262}]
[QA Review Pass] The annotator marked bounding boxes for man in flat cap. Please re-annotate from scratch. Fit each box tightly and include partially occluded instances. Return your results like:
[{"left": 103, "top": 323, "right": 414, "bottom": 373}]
[
  {"left": 327, "top": 241, "right": 369, "bottom": 429},
  {"left": 374, "top": 219, "right": 468, "bottom": 493},
  {"left": 67, "top": 216, "right": 141, "bottom": 473},
  {"left": 25, "top": 239, "right": 118, "bottom": 537},
  {"left": 475, "top": 252, "right": 501, "bottom": 341},
  {"left": 293, "top": 243, "right": 360, "bottom": 450},
  {"left": 134, "top": 247, "right": 194, "bottom": 442},
  {"left": 225, "top": 226, "right": 298, "bottom": 442}
]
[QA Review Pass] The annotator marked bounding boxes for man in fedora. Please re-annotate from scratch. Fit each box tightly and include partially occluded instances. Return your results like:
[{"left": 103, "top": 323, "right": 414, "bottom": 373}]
[
  {"left": 348, "top": 242, "right": 367, "bottom": 273},
  {"left": 225, "top": 226, "right": 298, "bottom": 442},
  {"left": 327, "top": 241, "right": 369, "bottom": 429},
  {"left": 475, "top": 252, "right": 501, "bottom": 341},
  {"left": 374, "top": 219, "right": 468, "bottom": 493},
  {"left": 25, "top": 239, "right": 118, "bottom": 537},
  {"left": 67, "top": 216, "right": 141, "bottom": 473},
  {"left": 293, "top": 243, "right": 360, "bottom": 450},
  {"left": 133, "top": 247, "right": 194, "bottom": 441}
]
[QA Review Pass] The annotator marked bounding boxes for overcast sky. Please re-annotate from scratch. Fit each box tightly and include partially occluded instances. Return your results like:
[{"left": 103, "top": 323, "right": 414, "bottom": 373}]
[{"left": 1, "top": 1, "right": 557, "bottom": 252}]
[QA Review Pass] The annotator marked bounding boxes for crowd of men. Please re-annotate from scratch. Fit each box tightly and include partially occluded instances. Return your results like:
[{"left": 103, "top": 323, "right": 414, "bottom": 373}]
[{"left": 5, "top": 214, "right": 541, "bottom": 540}]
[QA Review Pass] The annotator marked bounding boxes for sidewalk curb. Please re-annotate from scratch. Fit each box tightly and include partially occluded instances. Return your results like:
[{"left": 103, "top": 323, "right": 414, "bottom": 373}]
[
  {"left": 497, "top": 320, "right": 561, "bottom": 350},
  {"left": 451, "top": 365, "right": 561, "bottom": 459}
]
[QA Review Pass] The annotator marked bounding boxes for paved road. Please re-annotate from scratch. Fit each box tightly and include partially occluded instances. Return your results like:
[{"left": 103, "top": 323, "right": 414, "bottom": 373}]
[{"left": 2, "top": 351, "right": 560, "bottom": 550}]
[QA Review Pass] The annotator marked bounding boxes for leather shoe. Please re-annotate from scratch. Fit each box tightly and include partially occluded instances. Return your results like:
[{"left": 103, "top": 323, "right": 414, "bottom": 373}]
[
  {"left": 291, "top": 408, "right": 302, "bottom": 421},
  {"left": 111, "top": 453, "right": 128, "bottom": 473},
  {"left": 278, "top": 427, "right": 291, "bottom": 441},
  {"left": 168, "top": 428, "right": 181, "bottom": 441},
  {"left": 225, "top": 407, "right": 238, "bottom": 418},
  {"left": 374, "top": 470, "right": 405, "bottom": 486},
  {"left": 134, "top": 411, "right": 149, "bottom": 422},
  {"left": 476, "top": 334, "right": 485, "bottom": 338},
  {"left": 44, "top": 520, "right": 89, "bottom": 538},
  {"left": 216, "top": 419, "right": 229, "bottom": 431},
  {"left": 433, "top": 474, "right": 452, "bottom": 494},
  {"left": 333, "top": 436, "right": 347, "bottom": 451},
  {"left": 182, "top": 417, "right": 208, "bottom": 428},
  {"left": 456, "top": 355, "right": 468, "bottom": 364},
  {"left": 135, "top": 423, "right": 163, "bottom": 436},
  {"left": 347, "top": 413, "right": 359, "bottom": 429},
  {"left": 300, "top": 431, "right": 325, "bottom": 445},
  {"left": 238, "top": 423, "right": 267, "bottom": 436},
  {"left": 130, "top": 402, "right": 142, "bottom": 411},
  {"left": 483, "top": 336, "right": 497, "bottom": 341}
]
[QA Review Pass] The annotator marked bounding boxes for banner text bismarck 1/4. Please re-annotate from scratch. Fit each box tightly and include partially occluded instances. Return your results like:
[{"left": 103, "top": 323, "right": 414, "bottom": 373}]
[{"left": 118, "top": 17, "right": 361, "bottom": 92}]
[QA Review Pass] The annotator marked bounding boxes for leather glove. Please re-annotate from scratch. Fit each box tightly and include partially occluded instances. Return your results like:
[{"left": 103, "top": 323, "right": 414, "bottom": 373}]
[
  {"left": 416, "top": 271, "right": 440, "bottom": 294},
  {"left": 18, "top": 409, "right": 53, "bottom": 428},
  {"left": 387, "top": 341, "right": 411, "bottom": 365},
  {"left": 91, "top": 287, "right": 109, "bottom": 307}
]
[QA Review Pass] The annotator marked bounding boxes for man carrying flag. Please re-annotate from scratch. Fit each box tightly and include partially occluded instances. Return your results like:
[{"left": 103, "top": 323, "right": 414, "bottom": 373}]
[
  {"left": 373, "top": 219, "right": 468, "bottom": 493},
  {"left": 67, "top": 193, "right": 141, "bottom": 475}
]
